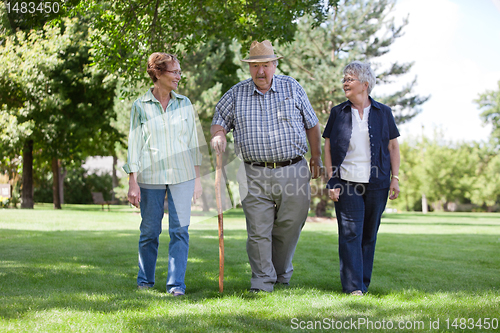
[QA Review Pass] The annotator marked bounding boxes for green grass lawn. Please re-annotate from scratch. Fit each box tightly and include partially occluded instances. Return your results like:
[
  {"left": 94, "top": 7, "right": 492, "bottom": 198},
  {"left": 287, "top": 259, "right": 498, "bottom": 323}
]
[{"left": 1, "top": 205, "right": 499, "bottom": 332}]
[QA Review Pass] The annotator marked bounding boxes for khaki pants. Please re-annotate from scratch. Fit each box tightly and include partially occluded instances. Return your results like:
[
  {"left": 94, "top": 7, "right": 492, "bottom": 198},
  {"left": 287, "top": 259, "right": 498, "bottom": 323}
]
[{"left": 240, "top": 158, "right": 311, "bottom": 291}]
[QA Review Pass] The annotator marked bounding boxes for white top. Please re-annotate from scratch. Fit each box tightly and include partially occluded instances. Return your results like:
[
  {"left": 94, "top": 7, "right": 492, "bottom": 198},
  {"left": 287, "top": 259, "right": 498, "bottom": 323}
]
[{"left": 340, "top": 105, "right": 371, "bottom": 183}]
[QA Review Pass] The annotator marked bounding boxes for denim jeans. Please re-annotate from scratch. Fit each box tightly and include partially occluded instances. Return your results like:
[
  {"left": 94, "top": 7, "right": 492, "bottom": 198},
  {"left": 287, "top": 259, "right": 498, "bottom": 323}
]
[
  {"left": 137, "top": 179, "right": 194, "bottom": 293},
  {"left": 334, "top": 180, "right": 389, "bottom": 293}
]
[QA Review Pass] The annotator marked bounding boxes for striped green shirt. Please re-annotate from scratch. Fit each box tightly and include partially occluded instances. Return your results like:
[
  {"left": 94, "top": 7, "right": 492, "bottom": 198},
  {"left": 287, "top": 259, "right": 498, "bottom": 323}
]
[{"left": 122, "top": 89, "right": 202, "bottom": 185}]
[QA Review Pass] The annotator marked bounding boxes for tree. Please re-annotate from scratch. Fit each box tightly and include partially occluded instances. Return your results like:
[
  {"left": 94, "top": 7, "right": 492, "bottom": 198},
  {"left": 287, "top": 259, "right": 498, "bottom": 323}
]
[
  {"left": 276, "top": 0, "right": 428, "bottom": 125},
  {"left": 418, "top": 139, "right": 478, "bottom": 211},
  {"left": 74, "top": 0, "right": 338, "bottom": 86},
  {"left": 461, "top": 142, "right": 500, "bottom": 211},
  {"left": 387, "top": 139, "right": 423, "bottom": 212},
  {"left": 0, "top": 17, "right": 121, "bottom": 208},
  {"left": 475, "top": 80, "right": 500, "bottom": 145},
  {"left": 385, "top": 132, "right": 500, "bottom": 212}
]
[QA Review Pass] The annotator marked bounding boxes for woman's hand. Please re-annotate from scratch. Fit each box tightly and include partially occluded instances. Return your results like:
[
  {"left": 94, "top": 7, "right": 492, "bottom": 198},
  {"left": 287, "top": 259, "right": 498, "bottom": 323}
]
[
  {"left": 127, "top": 173, "right": 141, "bottom": 208},
  {"left": 389, "top": 178, "right": 400, "bottom": 200},
  {"left": 328, "top": 188, "right": 341, "bottom": 202},
  {"left": 193, "top": 178, "right": 203, "bottom": 204}
]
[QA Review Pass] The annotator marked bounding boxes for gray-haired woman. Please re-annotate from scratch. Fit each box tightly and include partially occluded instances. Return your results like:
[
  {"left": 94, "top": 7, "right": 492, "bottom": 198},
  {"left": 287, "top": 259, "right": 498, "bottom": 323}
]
[{"left": 323, "top": 61, "right": 400, "bottom": 296}]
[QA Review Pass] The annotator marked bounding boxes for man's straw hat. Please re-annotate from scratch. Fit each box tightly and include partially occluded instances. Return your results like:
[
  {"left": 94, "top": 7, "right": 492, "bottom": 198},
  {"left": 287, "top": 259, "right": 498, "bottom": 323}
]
[{"left": 241, "top": 40, "right": 284, "bottom": 63}]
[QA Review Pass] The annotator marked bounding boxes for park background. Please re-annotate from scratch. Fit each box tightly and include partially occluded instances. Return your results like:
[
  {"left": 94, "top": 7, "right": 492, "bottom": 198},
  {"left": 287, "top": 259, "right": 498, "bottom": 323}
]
[
  {"left": 1, "top": 0, "right": 500, "bottom": 215},
  {"left": 1, "top": 1, "right": 500, "bottom": 332}
]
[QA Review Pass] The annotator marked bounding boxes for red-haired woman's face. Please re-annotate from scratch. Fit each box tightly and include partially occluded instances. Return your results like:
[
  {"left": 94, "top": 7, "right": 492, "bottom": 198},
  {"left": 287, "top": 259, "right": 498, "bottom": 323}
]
[{"left": 156, "top": 62, "right": 181, "bottom": 91}]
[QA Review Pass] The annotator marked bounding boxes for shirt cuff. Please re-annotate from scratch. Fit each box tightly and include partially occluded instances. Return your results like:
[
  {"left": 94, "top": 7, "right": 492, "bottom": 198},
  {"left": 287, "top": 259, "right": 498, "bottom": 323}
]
[
  {"left": 326, "top": 177, "right": 341, "bottom": 189},
  {"left": 122, "top": 163, "right": 140, "bottom": 174}
]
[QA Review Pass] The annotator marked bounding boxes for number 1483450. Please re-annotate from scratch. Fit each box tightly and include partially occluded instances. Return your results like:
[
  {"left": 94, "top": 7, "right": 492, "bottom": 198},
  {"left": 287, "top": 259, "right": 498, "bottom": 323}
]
[{"left": 5, "top": 2, "right": 60, "bottom": 14}]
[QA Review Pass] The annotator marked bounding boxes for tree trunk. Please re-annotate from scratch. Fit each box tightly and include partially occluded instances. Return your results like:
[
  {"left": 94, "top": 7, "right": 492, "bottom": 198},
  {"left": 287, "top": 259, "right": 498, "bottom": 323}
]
[
  {"left": 52, "top": 157, "right": 61, "bottom": 209},
  {"left": 315, "top": 198, "right": 327, "bottom": 217},
  {"left": 112, "top": 154, "right": 118, "bottom": 201},
  {"left": 201, "top": 191, "right": 209, "bottom": 212},
  {"left": 59, "top": 167, "right": 67, "bottom": 205},
  {"left": 421, "top": 193, "right": 428, "bottom": 214},
  {"left": 21, "top": 140, "right": 34, "bottom": 209}
]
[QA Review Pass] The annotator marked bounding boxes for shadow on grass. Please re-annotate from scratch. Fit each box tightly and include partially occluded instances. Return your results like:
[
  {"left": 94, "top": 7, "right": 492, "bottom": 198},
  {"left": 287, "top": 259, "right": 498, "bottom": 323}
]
[
  {"left": 34, "top": 203, "right": 140, "bottom": 214},
  {"left": 382, "top": 212, "right": 500, "bottom": 220},
  {"left": 126, "top": 295, "right": 499, "bottom": 333},
  {"left": 37, "top": 204, "right": 249, "bottom": 220},
  {"left": 382, "top": 221, "right": 500, "bottom": 227},
  {"left": 0, "top": 229, "right": 250, "bottom": 319},
  {"left": 1, "top": 227, "right": 499, "bottom": 327},
  {"left": 380, "top": 212, "right": 500, "bottom": 227}
]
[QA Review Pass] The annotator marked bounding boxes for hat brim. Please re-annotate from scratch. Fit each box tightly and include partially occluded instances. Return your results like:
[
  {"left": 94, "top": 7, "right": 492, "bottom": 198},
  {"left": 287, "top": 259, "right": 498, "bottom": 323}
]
[{"left": 241, "top": 56, "right": 284, "bottom": 63}]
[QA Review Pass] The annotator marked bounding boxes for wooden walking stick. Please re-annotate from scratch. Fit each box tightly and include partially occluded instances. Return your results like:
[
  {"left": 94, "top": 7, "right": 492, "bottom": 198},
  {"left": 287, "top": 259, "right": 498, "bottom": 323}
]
[{"left": 215, "top": 153, "right": 224, "bottom": 293}]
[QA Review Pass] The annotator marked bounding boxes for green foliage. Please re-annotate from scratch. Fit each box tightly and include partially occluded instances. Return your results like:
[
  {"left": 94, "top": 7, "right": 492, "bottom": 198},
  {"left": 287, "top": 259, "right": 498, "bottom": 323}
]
[
  {"left": 0, "top": 108, "right": 28, "bottom": 182},
  {"left": 0, "top": 2, "right": 11, "bottom": 34},
  {"left": 388, "top": 134, "right": 500, "bottom": 212},
  {"left": 393, "top": 140, "right": 423, "bottom": 211},
  {"left": 475, "top": 80, "right": 500, "bottom": 145},
  {"left": 179, "top": 39, "right": 231, "bottom": 137},
  {"left": 466, "top": 147, "right": 500, "bottom": 209},
  {"left": 275, "top": 0, "right": 428, "bottom": 126},
  {"left": 419, "top": 141, "right": 471, "bottom": 208},
  {"left": 0, "top": 17, "right": 122, "bottom": 159},
  {"left": 2, "top": 0, "right": 79, "bottom": 33},
  {"left": 33, "top": 165, "right": 114, "bottom": 204},
  {"left": 74, "top": 0, "right": 339, "bottom": 85},
  {"left": 0, "top": 17, "right": 124, "bottom": 207}
]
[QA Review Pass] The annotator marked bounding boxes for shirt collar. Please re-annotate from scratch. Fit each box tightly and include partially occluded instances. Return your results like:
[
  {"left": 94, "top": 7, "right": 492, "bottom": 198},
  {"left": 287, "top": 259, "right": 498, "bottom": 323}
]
[
  {"left": 170, "top": 90, "right": 184, "bottom": 100},
  {"left": 141, "top": 88, "right": 185, "bottom": 103},
  {"left": 250, "top": 75, "right": 277, "bottom": 96},
  {"left": 368, "top": 97, "right": 382, "bottom": 110},
  {"left": 342, "top": 96, "right": 381, "bottom": 112}
]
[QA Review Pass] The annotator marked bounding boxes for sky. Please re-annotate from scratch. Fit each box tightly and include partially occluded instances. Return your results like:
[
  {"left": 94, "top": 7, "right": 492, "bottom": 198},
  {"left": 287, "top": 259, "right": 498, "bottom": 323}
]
[{"left": 377, "top": 0, "right": 500, "bottom": 143}]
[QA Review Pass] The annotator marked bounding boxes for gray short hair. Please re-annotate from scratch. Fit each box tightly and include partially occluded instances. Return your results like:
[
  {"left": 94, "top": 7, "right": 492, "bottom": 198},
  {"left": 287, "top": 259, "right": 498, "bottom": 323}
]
[
  {"left": 343, "top": 61, "right": 376, "bottom": 94},
  {"left": 247, "top": 60, "right": 278, "bottom": 68}
]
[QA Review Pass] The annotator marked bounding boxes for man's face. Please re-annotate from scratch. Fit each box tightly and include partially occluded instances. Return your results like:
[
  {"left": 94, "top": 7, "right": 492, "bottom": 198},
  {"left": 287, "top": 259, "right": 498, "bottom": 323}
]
[{"left": 249, "top": 61, "right": 277, "bottom": 92}]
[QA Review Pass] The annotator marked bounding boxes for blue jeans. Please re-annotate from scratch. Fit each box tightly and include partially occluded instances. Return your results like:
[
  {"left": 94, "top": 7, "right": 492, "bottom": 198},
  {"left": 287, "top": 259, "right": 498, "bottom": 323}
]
[
  {"left": 137, "top": 180, "right": 194, "bottom": 293},
  {"left": 334, "top": 180, "right": 389, "bottom": 293}
]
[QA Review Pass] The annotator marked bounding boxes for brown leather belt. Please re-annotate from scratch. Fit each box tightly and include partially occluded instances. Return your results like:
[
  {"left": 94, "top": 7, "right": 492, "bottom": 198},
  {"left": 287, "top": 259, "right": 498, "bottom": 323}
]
[{"left": 244, "top": 156, "right": 303, "bottom": 169}]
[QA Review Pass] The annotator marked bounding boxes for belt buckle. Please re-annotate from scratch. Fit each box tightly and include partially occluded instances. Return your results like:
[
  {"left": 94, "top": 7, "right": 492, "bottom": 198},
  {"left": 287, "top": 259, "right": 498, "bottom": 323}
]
[{"left": 264, "top": 162, "right": 277, "bottom": 168}]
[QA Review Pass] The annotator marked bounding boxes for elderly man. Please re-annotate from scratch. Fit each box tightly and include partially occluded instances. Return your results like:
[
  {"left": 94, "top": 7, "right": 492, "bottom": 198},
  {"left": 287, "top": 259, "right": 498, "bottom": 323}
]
[{"left": 211, "top": 40, "right": 322, "bottom": 292}]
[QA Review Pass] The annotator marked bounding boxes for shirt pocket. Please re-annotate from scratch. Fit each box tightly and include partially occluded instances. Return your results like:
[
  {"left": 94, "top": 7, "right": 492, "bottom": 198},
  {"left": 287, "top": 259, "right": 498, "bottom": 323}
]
[
  {"left": 277, "top": 98, "right": 302, "bottom": 130},
  {"left": 167, "top": 111, "right": 189, "bottom": 138}
]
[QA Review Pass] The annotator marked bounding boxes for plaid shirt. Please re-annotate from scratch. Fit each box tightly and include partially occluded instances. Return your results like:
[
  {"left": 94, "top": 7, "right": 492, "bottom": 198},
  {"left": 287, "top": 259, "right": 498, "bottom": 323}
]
[
  {"left": 212, "top": 75, "right": 318, "bottom": 162},
  {"left": 123, "top": 89, "right": 202, "bottom": 184}
]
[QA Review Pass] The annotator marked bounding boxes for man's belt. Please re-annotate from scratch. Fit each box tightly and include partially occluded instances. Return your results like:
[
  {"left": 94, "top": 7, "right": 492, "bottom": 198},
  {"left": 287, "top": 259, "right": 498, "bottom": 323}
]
[{"left": 244, "top": 156, "right": 303, "bottom": 169}]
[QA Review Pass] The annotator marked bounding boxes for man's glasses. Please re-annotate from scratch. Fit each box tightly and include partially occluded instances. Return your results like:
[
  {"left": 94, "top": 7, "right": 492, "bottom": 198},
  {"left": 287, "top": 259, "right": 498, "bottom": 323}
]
[{"left": 341, "top": 77, "right": 359, "bottom": 84}]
